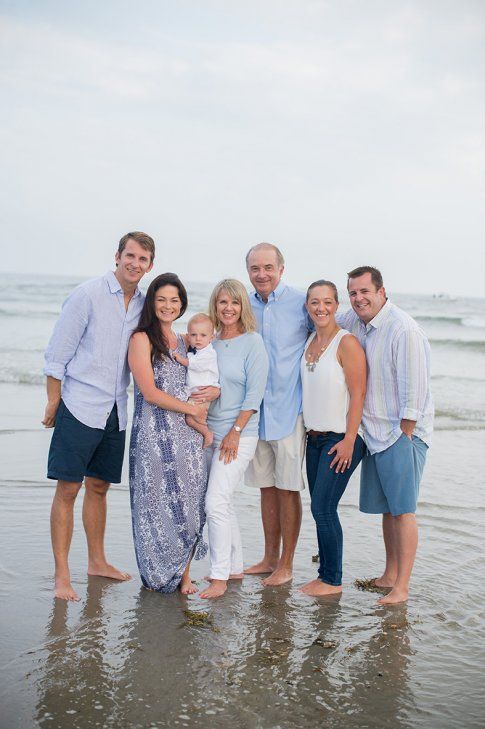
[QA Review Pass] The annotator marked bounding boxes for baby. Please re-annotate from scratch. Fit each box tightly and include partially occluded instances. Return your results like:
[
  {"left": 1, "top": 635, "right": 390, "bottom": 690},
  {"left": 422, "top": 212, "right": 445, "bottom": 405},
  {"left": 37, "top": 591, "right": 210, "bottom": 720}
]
[{"left": 173, "top": 313, "right": 220, "bottom": 448}]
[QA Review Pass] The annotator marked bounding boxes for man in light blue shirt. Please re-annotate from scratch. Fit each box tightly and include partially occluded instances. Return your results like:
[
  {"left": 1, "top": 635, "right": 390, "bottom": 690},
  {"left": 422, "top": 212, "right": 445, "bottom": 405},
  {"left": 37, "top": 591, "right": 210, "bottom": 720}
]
[
  {"left": 42, "top": 232, "right": 154, "bottom": 601},
  {"left": 244, "top": 243, "right": 312, "bottom": 586}
]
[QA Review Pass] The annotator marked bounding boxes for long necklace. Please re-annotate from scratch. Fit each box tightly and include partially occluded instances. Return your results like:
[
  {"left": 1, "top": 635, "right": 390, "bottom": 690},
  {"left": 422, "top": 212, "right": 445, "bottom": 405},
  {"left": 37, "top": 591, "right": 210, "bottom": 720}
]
[{"left": 305, "top": 329, "right": 339, "bottom": 372}]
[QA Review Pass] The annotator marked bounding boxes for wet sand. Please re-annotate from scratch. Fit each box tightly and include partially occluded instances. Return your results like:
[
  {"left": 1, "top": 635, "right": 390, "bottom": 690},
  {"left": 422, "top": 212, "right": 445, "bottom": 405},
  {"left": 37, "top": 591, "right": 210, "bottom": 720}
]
[{"left": 0, "top": 383, "right": 484, "bottom": 728}]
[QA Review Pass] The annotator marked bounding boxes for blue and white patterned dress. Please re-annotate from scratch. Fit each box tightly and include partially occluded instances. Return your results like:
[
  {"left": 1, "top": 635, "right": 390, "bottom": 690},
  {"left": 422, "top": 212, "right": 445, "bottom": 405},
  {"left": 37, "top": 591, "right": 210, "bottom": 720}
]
[{"left": 129, "top": 337, "right": 208, "bottom": 593}]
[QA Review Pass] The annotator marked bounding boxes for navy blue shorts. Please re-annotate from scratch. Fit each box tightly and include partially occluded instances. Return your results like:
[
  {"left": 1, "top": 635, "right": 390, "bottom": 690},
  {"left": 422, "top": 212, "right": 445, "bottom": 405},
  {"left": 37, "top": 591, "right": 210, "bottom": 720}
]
[{"left": 47, "top": 400, "right": 126, "bottom": 484}]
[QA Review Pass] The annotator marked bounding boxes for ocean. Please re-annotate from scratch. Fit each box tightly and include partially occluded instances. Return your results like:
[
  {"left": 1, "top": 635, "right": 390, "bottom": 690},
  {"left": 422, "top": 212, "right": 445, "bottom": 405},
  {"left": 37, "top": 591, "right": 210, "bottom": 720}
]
[{"left": 0, "top": 273, "right": 484, "bottom": 728}]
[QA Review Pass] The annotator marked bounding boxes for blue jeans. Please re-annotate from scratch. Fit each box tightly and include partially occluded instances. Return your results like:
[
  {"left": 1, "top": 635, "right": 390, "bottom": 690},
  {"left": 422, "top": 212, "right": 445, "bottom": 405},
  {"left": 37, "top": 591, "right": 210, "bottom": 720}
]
[{"left": 306, "top": 432, "right": 365, "bottom": 586}]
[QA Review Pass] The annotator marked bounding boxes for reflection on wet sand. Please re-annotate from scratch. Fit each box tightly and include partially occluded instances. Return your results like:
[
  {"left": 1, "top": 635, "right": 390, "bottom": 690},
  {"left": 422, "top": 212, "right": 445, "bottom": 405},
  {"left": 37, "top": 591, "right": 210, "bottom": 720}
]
[
  {"left": 35, "top": 577, "right": 118, "bottom": 726},
  {"left": 33, "top": 576, "right": 417, "bottom": 728}
]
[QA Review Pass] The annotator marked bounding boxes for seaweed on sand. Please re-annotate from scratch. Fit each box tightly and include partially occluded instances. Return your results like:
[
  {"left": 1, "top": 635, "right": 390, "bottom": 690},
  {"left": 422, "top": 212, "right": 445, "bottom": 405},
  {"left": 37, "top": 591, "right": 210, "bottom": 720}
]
[
  {"left": 354, "top": 578, "right": 389, "bottom": 594},
  {"left": 183, "top": 609, "right": 215, "bottom": 629}
]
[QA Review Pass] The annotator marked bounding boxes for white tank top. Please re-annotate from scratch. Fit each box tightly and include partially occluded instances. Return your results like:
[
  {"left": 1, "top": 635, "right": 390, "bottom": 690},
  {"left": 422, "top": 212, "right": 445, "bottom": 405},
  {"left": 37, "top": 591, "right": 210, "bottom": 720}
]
[{"left": 301, "top": 329, "right": 351, "bottom": 433}]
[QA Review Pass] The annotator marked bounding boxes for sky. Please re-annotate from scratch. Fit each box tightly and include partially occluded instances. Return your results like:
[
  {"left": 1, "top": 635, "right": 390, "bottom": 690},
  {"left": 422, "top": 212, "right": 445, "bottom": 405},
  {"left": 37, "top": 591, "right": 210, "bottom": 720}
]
[{"left": 0, "top": 0, "right": 484, "bottom": 297}]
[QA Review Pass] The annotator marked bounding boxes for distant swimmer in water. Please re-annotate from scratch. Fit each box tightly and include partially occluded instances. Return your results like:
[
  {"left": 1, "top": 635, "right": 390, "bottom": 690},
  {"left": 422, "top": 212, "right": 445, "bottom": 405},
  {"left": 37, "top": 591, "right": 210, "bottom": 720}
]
[
  {"left": 337, "top": 266, "right": 434, "bottom": 604},
  {"left": 42, "top": 232, "right": 155, "bottom": 601}
]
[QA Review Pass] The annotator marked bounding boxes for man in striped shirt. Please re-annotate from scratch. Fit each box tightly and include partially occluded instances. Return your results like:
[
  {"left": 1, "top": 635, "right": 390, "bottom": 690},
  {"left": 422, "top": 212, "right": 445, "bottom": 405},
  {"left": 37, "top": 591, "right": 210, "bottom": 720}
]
[{"left": 338, "top": 266, "right": 433, "bottom": 604}]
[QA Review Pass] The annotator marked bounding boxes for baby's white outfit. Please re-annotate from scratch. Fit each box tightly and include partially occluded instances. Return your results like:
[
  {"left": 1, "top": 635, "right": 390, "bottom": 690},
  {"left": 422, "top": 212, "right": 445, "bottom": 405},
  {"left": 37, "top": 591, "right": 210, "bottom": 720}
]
[{"left": 186, "top": 343, "right": 220, "bottom": 395}]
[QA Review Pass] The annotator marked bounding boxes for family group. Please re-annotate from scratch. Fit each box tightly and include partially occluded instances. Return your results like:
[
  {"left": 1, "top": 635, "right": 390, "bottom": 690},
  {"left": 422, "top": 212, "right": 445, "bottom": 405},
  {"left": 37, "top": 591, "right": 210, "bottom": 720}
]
[{"left": 43, "top": 232, "right": 433, "bottom": 605}]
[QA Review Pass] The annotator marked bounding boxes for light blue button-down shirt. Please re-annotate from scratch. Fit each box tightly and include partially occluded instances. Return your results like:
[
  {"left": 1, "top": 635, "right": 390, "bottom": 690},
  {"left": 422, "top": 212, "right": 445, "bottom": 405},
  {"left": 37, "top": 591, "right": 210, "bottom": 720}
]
[
  {"left": 338, "top": 301, "right": 434, "bottom": 454},
  {"left": 44, "top": 271, "right": 144, "bottom": 430},
  {"left": 250, "top": 281, "right": 312, "bottom": 441}
]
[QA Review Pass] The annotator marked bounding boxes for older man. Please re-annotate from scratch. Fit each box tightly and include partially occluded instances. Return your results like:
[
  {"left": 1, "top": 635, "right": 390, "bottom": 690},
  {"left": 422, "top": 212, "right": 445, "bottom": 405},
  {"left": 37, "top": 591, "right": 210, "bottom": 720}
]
[
  {"left": 244, "top": 242, "right": 311, "bottom": 585},
  {"left": 43, "top": 232, "right": 155, "bottom": 601},
  {"left": 338, "top": 266, "right": 433, "bottom": 604}
]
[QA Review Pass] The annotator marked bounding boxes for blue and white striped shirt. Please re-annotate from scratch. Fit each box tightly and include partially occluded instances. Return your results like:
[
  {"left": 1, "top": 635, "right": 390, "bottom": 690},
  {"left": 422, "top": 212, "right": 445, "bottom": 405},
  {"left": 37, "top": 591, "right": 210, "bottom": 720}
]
[
  {"left": 44, "top": 271, "right": 144, "bottom": 430},
  {"left": 338, "top": 301, "right": 434, "bottom": 454}
]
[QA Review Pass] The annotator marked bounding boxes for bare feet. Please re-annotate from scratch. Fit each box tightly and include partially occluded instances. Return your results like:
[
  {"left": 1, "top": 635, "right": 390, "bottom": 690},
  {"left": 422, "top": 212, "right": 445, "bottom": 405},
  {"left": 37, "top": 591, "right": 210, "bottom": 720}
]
[
  {"left": 378, "top": 587, "right": 409, "bottom": 605},
  {"left": 203, "top": 430, "right": 214, "bottom": 449},
  {"left": 180, "top": 577, "right": 198, "bottom": 595},
  {"left": 200, "top": 579, "right": 227, "bottom": 599},
  {"left": 262, "top": 567, "right": 293, "bottom": 586},
  {"left": 204, "top": 572, "right": 244, "bottom": 582},
  {"left": 373, "top": 574, "right": 396, "bottom": 589},
  {"left": 299, "top": 579, "right": 342, "bottom": 597},
  {"left": 87, "top": 563, "right": 131, "bottom": 581},
  {"left": 244, "top": 560, "right": 277, "bottom": 575},
  {"left": 54, "top": 576, "right": 80, "bottom": 602}
]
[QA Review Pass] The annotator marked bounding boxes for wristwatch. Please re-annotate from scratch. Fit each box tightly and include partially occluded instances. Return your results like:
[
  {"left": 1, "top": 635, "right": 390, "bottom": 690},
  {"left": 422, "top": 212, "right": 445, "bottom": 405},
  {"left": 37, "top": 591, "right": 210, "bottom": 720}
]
[{"left": 233, "top": 425, "right": 242, "bottom": 433}]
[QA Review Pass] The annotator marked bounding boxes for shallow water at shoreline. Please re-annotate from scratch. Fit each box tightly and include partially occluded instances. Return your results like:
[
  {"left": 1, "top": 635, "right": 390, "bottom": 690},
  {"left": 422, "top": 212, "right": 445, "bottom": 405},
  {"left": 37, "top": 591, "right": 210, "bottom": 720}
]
[{"left": 1, "top": 389, "right": 484, "bottom": 727}]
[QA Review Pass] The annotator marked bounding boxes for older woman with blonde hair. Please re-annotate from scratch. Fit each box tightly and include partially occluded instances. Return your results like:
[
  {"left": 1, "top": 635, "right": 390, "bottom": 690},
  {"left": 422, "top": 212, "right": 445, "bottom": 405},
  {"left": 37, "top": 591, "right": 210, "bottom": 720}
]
[{"left": 200, "top": 279, "right": 269, "bottom": 599}]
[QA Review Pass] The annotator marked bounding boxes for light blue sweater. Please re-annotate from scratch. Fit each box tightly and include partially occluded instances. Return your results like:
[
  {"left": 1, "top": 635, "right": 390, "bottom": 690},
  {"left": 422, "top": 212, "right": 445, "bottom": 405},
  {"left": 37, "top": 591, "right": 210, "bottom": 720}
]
[{"left": 207, "top": 332, "right": 269, "bottom": 441}]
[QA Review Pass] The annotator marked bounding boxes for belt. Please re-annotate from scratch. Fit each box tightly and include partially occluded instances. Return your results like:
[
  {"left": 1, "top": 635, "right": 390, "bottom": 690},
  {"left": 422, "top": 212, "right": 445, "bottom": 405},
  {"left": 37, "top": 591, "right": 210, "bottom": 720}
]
[{"left": 307, "top": 430, "right": 329, "bottom": 437}]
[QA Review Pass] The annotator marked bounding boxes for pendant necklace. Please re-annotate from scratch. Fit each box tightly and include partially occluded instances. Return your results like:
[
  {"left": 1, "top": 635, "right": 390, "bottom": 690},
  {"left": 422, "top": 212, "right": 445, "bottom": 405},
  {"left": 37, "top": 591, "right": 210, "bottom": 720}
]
[{"left": 305, "top": 329, "right": 339, "bottom": 372}]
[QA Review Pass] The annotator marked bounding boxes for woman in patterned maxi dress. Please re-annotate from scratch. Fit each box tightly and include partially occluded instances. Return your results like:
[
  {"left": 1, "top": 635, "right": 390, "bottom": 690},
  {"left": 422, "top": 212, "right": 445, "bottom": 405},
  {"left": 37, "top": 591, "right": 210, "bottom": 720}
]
[{"left": 128, "top": 273, "right": 211, "bottom": 594}]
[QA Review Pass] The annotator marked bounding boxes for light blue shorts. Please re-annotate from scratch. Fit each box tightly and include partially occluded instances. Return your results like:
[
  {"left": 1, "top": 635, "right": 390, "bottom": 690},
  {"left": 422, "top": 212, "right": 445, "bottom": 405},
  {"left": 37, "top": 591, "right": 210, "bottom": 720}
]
[{"left": 360, "top": 433, "right": 428, "bottom": 516}]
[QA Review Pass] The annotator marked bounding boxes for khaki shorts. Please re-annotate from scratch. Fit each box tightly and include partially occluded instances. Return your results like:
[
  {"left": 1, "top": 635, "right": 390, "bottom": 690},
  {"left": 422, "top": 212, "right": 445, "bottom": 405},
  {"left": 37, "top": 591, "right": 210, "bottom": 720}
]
[{"left": 244, "top": 415, "right": 306, "bottom": 492}]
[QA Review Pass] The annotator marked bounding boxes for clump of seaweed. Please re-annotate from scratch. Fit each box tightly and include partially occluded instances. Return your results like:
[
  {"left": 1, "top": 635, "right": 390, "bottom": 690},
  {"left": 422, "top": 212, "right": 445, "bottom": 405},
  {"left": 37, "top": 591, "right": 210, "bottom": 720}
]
[
  {"left": 354, "top": 578, "right": 388, "bottom": 594},
  {"left": 312, "top": 638, "right": 338, "bottom": 649},
  {"left": 183, "top": 609, "right": 212, "bottom": 628}
]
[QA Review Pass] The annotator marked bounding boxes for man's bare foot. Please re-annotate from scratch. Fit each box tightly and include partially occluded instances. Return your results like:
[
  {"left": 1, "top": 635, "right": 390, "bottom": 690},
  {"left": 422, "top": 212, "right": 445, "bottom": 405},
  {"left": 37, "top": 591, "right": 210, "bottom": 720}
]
[
  {"left": 244, "top": 560, "right": 278, "bottom": 575},
  {"left": 180, "top": 577, "right": 198, "bottom": 595},
  {"left": 378, "top": 587, "right": 409, "bottom": 605},
  {"left": 87, "top": 563, "right": 131, "bottom": 581},
  {"left": 299, "top": 579, "right": 342, "bottom": 597},
  {"left": 204, "top": 572, "right": 244, "bottom": 582},
  {"left": 372, "top": 574, "right": 396, "bottom": 589},
  {"left": 54, "top": 577, "right": 80, "bottom": 602},
  {"left": 200, "top": 579, "right": 227, "bottom": 599},
  {"left": 203, "top": 431, "right": 214, "bottom": 449},
  {"left": 262, "top": 567, "right": 293, "bottom": 586}
]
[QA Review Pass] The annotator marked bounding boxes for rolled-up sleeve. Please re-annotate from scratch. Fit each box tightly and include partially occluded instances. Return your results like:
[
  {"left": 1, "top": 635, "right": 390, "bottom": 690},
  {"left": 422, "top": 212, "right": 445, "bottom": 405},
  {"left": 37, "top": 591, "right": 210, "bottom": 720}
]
[
  {"left": 44, "top": 289, "right": 90, "bottom": 380},
  {"left": 242, "top": 335, "right": 269, "bottom": 411},
  {"left": 395, "top": 329, "right": 431, "bottom": 422}
]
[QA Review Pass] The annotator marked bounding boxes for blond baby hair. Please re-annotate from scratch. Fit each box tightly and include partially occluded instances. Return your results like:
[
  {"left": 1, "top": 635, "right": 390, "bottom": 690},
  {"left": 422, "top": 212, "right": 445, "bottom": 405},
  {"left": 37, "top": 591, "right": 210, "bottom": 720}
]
[{"left": 188, "top": 312, "right": 214, "bottom": 330}]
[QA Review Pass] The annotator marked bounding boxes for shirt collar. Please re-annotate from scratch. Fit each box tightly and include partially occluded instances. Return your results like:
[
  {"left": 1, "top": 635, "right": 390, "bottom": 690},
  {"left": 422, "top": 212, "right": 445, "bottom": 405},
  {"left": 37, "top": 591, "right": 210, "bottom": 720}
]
[
  {"left": 254, "top": 279, "right": 287, "bottom": 303},
  {"left": 104, "top": 270, "right": 141, "bottom": 298},
  {"left": 366, "top": 299, "right": 392, "bottom": 330}
]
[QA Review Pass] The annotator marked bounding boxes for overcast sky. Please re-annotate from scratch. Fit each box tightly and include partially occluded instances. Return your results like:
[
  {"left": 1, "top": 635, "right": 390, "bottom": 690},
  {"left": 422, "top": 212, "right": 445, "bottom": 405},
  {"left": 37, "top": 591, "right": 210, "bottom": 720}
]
[{"left": 1, "top": 0, "right": 484, "bottom": 296}]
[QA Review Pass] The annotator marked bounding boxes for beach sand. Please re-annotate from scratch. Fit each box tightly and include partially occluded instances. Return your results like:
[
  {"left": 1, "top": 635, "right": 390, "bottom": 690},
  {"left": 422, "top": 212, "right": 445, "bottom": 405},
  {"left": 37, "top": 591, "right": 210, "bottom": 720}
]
[{"left": 0, "top": 382, "right": 484, "bottom": 728}]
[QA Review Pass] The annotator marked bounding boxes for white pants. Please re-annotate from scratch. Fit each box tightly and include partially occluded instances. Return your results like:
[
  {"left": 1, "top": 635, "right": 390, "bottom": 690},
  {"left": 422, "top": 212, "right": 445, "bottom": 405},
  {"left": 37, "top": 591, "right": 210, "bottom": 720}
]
[{"left": 205, "top": 436, "right": 258, "bottom": 580}]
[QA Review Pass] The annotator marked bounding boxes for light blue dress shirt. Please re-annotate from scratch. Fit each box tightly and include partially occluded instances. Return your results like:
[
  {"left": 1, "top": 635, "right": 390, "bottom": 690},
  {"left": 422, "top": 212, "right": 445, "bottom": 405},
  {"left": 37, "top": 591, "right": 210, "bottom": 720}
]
[
  {"left": 250, "top": 281, "right": 312, "bottom": 441},
  {"left": 44, "top": 271, "right": 144, "bottom": 430},
  {"left": 207, "top": 332, "right": 269, "bottom": 442}
]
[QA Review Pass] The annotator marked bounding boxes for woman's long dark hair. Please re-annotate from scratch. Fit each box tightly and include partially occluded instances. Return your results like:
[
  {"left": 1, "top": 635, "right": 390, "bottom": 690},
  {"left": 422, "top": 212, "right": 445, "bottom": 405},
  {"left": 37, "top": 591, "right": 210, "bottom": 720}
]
[{"left": 134, "top": 273, "right": 188, "bottom": 362}]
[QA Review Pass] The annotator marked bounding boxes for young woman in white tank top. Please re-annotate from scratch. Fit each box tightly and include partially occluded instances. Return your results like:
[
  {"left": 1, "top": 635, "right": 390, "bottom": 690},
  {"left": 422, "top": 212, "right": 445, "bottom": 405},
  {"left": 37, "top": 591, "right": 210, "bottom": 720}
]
[{"left": 299, "top": 280, "right": 367, "bottom": 598}]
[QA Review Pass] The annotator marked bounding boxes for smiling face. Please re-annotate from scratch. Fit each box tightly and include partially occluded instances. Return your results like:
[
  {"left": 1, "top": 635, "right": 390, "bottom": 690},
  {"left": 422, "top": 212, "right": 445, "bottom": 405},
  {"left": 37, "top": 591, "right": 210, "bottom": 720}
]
[
  {"left": 187, "top": 319, "right": 214, "bottom": 350},
  {"left": 215, "top": 290, "right": 242, "bottom": 330},
  {"left": 153, "top": 285, "right": 182, "bottom": 324},
  {"left": 347, "top": 272, "right": 386, "bottom": 324},
  {"left": 306, "top": 285, "right": 339, "bottom": 330},
  {"left": 247, "top": 248, "right": 284, "bottom": 302},
  {"left": 114, "top": 238, "right": 153, "bottom": 288}
]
